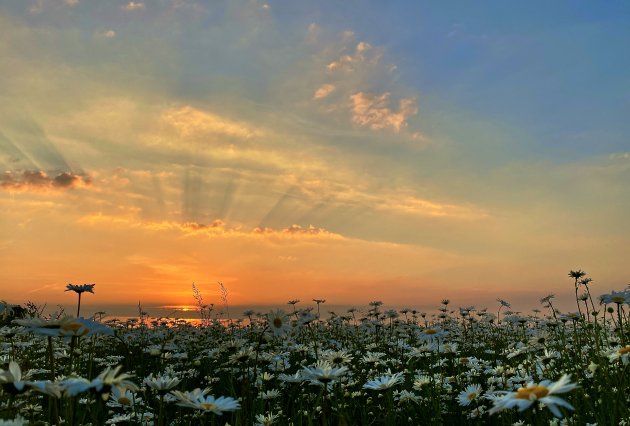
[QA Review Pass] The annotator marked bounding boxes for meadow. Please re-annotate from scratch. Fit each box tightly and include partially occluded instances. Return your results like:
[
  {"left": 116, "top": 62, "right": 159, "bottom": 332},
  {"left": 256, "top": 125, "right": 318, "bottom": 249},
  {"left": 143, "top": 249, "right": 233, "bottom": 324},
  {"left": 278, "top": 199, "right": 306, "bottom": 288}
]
[{"left": 1, "top": 270, "right": 629, "bottom": 425}]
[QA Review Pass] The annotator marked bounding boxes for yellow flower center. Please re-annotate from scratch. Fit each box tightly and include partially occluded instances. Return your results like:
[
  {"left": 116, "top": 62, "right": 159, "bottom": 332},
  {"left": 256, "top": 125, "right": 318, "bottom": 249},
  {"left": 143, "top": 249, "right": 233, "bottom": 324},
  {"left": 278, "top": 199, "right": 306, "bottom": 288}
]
[
  {"left": 612, "top": 296, "right": 625, "bottom": 303},
  {"left": 618, "top": 346, "right": 630, "bottom": 355},
  {"left": 273, "top": 318, "right": 283, "bottom": 328},
  {"left": 516, "top": 385, "right": 549, "bottom": 400},
  {"left": 424, "top": 329, "right": 437, "bottom": 335},
  {"left": 467, "top": 392, "right": 477, "bottom": 401},
  {"left": 118, "top": 396, "right": 131, "bottom": 405},
  {"left": 200, "top": 402, "right": 218, "bottom": 411}
]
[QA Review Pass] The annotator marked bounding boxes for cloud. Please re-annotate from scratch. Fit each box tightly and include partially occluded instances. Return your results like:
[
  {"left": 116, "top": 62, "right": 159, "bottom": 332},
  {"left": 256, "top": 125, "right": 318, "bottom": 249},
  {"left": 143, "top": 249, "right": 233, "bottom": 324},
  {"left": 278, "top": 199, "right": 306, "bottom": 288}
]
[
  {"left": 181, "top": 220, "right": 225, "bottom": 231},
  {"left": 379, "top": 195, "right": 488, "bottom": 220},
  {"left": 29, "top": 1, "right": 45, "bottom": 14},
  {"left": 327, "top": 41, "right": 382, "bottom": 74},
  {"left": 349, "top": 92, "right": 418, "bottom": 132},
  {"left": 609, "top": 152, "right": 630, "bottom": 161},
  {"left": 0, "top": 170, "right": 90, "bottom": 192},
  {"left": 162, "top": 106, "right": 263, "bottom": 141},
  {"left": 254, "top": 224, "right": 336, "bottom": 237},
  {"left": 305, "top": 29, "right": 422, "bottom": 141},
  {"left": 122, "top": 2, "right": 144, "bottom": 10},
  {"left": 313, "top": 84, "right": 336, "bottom": 100},
  {"left": 28, "top": 0, "right": 79, "bottom": 12},
  {"left": 103, "top": 30, "right": 116, "bottom": 38},
  {"left": 78, "top": 212, "right": 342, "bottom": 240}
]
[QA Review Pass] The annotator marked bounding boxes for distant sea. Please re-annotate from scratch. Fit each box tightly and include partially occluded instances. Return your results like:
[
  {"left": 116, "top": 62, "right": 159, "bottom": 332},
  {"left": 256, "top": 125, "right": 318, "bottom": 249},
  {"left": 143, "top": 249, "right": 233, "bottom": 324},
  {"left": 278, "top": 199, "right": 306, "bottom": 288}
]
[
  {"left": 71, "top": 303, "right": 439, "bottom": 322},
  {"left": 33, "top": 295, "right": 581, "bottom": 322}
]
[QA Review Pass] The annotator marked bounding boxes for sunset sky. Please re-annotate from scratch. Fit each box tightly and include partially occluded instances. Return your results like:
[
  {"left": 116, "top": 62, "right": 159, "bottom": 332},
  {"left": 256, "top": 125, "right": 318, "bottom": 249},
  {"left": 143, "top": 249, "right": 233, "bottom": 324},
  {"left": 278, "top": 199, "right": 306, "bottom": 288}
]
[{"left": 1, "top": 1, "right": 629, "bottom": 315}]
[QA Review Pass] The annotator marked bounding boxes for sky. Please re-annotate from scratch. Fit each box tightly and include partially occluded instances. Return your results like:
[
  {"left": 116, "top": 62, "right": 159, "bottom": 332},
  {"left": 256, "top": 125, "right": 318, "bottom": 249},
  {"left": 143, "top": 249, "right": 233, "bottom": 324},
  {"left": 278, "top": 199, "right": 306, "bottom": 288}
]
[{"left": 1, "top": 0, "right": 629, "bottom": 315}]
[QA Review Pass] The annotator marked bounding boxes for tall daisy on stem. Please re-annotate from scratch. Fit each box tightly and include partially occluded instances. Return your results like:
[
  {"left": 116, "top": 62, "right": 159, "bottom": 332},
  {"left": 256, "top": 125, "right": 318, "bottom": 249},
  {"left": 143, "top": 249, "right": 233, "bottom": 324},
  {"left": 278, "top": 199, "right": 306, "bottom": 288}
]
[
  {"left": 66, "top": 283, "right": 95, "bottom": 317},
  {"left": 489, "top": 374, "right": 577, "bottom": 418},
  {"left": 569, "top": 270, "right": 587, "bottom": 318}
]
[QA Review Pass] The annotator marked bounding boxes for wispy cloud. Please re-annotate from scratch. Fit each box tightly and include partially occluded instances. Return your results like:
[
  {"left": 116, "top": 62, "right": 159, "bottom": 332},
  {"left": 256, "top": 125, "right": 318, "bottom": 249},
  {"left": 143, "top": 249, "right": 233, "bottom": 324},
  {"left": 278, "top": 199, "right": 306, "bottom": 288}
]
[
  {"left": 78, "top": 213, "right": 342, "bottom": 240},
  {"left": 122, "top": 2, "right": 144, "bottom": 11},
  {"left": 162, "top": 106, "right": 263, "bottom": 141}
]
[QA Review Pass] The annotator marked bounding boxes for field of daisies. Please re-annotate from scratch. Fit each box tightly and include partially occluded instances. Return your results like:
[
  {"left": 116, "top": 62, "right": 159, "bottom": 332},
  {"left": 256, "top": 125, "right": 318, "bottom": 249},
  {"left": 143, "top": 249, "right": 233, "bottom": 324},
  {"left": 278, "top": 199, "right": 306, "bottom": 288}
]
[{"left": 1, "top": 270, "right": 630, "bottom": 425}]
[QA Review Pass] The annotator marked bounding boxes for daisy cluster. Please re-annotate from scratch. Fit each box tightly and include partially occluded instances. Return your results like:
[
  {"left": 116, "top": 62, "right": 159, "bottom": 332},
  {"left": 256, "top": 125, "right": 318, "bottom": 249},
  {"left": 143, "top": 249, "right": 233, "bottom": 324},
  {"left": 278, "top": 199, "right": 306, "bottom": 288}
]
[{"left": 0, "top": 271, "right": 629, "bottom": 425}]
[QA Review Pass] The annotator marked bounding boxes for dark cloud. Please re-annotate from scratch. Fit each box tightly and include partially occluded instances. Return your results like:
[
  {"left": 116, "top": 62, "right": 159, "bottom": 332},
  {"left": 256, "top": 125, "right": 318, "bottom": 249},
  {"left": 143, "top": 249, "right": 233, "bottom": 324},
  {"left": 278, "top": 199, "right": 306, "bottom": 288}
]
[
  {"left": 181, "top": 220, "right": 225, "bottom": 231},
  {"left": 0, "top": 170, "right": 90, "bottom": 192}
]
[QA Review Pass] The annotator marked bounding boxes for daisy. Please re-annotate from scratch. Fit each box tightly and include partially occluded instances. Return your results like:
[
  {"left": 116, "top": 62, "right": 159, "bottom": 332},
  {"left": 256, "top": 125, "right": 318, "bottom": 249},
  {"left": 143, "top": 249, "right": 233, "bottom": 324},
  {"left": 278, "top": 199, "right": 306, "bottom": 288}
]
[
  {"left": 228, "top": 348, "right": 255, "bottom": 364},
  {"left": 260, "top": 389, "right": 281, "bottom": 400},
  {"left": 360, "top": 351, "right": 386, "bottom": 365},
  {"left": 278, "top": 371, "right": 304, "bottom": 383},
  {"left": 65, "top": 283, "right": 96, "bottom": 294},
  {"left": 91, "top": 365, "right": 139, "bottom": 399},
  {"left": 108, "top": 387, "right": 137, "bottom": 407},
  {"left": 418, "top": 327, "right": 447, "bottom": 342},
  {"left": 66, "top": 283, "right": 95, "bottom": 316},
  {"left": 600, "top": 290, "right": 630, "bottom": 305},
  {"left": 302, "top": 360, "right": 348, "bottom": 385},
  {"left": 255, "top": 412, "right": 281, "bottom": 426},
  {"left": 0, "top": 361, "right": 60, "bottom": 397},
  {"left": 363, "top": 371, "right": 404, "bottom": 391},
  {"left": 144, "top": 373, "right": 181, "bottom": 393},
  {"left": 0, "top": 361, "right": 30, "bottom": 394},
  {"left": 608, "top": 345, "right": 630, "bottom": 365},
  {"left": 322, "top": 349, "right": 353, "bottom": 366},
  {"left": 395, "top": 390, "right": 420, "bottom": 404},
  {"left": 412, "top": 374, "right": 432, "bottom": 391},
  {"left": 106, "top": 414, "right": 132, "bottom": 425},
  {"left": 266, "top": 309, "right": 291, "bottom": 337},
  {"left": 15, "top": 316, "right": 113, "bottom": 340},
  {"left": 457, "top": 384, "right": 482, "bottom": 406},
  {"left": 171, "top": 388, "right": 240, "bottom": 415},
  {"left": 488, "top": 374, "right": 577, "bottom": 418},
  {"left": 297, "top": 310, "right": 317, "bottom": 325}
]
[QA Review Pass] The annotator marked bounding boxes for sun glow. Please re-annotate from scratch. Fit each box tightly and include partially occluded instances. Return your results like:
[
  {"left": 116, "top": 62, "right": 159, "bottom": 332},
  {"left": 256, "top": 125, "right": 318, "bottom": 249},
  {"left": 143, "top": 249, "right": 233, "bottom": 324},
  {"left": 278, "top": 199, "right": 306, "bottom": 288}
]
[{"left": 159, "top": 305, "right": 198, "bottom": 312}]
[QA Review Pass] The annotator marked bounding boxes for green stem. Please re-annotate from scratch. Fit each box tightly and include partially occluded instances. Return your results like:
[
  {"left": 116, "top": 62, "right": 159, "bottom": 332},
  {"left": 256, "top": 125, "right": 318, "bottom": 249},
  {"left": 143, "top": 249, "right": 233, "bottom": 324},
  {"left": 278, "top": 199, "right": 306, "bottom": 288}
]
[{"left": 47, "top": 336, "right": 60, "bottom": 424}]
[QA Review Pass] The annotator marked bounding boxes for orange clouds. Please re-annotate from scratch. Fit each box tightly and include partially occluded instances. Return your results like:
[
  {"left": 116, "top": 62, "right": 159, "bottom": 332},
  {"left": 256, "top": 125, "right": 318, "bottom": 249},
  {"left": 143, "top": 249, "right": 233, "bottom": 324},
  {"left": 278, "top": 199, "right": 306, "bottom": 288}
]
[
  {"left": 326, "top": 41, "right": 382, "bottom": 74},
  {"left": 253, "top": 224, "right": 336, "bottom": 237},
  {"left": 313, "top": 84, "right": 336, "bottom": 100},
  {"left": 308, "top": 32, "right": 421, "bottom": 140},
  {"left": 349, "top": 92, "right": 418, "bottom": 133},
  {"left": 78, "top": 213, "right": 341, "bottom": 240},
  {"left": 181, "top": 220, "right": 225, "bottom": 231},
  {"left": 0, "top": 170, "right": 90, "bottom": 193}
]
